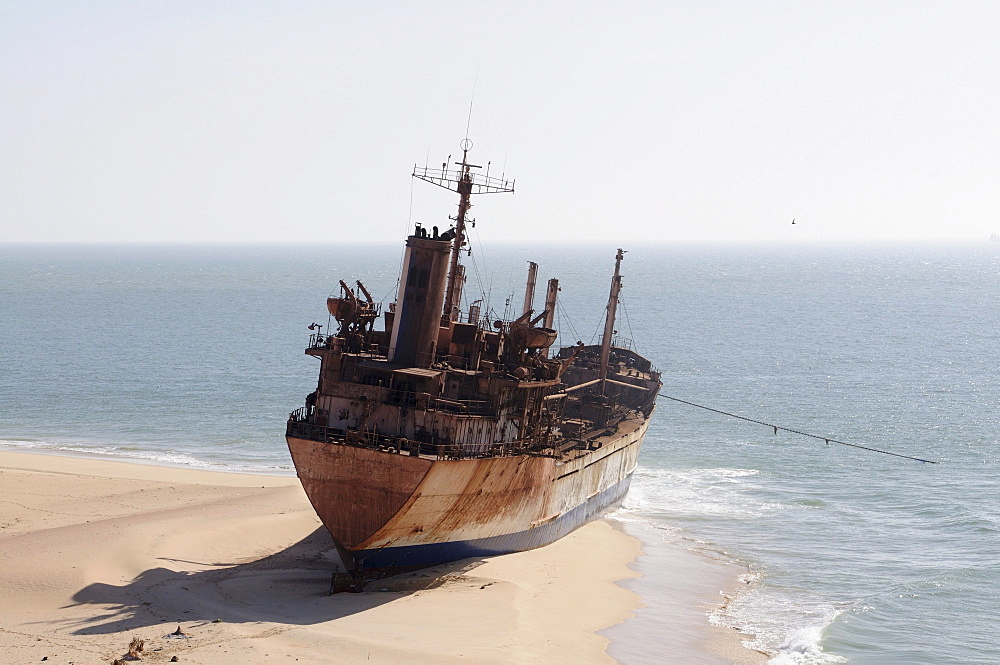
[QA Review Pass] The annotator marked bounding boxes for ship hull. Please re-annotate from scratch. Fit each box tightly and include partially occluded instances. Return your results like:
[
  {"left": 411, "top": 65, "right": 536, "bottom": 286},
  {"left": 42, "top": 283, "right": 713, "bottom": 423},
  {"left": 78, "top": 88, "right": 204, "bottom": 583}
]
[
  {"left": 287, "top": 414, "right": 649, "bottom": 570},
  {"left": 348, "top": 473, "right": 632, "bottom": 569}
]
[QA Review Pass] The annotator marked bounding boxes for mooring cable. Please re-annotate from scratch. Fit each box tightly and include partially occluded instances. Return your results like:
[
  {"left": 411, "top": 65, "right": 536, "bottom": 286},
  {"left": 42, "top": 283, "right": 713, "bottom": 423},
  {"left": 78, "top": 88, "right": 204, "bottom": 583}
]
[{"left": 658, "top": 394, "right": 938, "bottom": 464}]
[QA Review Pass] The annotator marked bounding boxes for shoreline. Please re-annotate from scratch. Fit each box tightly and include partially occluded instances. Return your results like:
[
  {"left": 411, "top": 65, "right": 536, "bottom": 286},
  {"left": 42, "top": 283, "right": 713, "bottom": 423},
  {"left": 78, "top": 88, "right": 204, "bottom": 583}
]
[
  {"left": 0, "top": 449, "right": 764, "bottom": 664},
  {"left": 0, "top": 441, "right": 298, "bottom": 476},
  {"left": 606, "top": 518, "right": 769, "bottom": 664}
]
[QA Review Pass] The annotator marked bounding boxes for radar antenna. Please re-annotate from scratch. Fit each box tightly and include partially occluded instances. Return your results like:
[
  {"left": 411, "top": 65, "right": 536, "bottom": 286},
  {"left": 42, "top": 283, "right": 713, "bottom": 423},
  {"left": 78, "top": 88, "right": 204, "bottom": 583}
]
[{"left": 413, "top": 139, "right": 514, "bottom": 323}]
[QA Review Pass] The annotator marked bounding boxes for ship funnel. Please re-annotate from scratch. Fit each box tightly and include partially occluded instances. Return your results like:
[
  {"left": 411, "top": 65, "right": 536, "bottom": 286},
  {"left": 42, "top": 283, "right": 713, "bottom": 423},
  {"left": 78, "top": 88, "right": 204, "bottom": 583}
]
[{"left": 388, "top": 233, "right": 452, "bottom": 367}]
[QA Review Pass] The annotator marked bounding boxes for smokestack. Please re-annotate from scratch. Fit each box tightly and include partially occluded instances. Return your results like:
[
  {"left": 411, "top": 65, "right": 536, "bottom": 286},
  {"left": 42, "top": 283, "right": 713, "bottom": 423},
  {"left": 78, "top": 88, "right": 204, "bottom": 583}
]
[{"left": 388, "top": 232, "right": 452, "bottom": 367}]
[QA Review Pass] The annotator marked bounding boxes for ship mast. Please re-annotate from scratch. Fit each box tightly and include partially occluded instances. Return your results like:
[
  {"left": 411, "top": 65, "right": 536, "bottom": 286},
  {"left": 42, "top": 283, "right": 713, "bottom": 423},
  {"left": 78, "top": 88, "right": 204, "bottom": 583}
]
[
  {"left": 443, "top": 149, "right": 473, "bottom": 324},
  {"left": 599, "top": 249, "right": 625, "bottom": 394},
  {"left": 412, "top": 138, "right": 515, "bottom": 324}
]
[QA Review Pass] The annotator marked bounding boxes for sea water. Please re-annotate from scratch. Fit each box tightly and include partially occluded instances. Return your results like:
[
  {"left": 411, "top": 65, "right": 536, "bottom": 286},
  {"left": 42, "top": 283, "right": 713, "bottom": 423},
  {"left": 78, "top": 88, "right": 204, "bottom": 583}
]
[{"left": 2, "top": 241, "right": 998, "bottom": 664}]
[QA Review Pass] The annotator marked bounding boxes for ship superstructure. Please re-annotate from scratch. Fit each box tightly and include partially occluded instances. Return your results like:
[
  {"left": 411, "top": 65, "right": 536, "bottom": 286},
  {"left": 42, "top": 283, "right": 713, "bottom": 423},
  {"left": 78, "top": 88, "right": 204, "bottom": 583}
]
[{"left": 286, "top": 140, "right": 661, "bottom": 573}]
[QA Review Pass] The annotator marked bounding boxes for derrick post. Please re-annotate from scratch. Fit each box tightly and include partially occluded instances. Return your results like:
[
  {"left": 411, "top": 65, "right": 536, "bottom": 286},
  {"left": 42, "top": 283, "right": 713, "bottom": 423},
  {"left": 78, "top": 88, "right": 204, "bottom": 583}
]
[{"left": 599, "top": 249, "right": 624, "bottom": 395}]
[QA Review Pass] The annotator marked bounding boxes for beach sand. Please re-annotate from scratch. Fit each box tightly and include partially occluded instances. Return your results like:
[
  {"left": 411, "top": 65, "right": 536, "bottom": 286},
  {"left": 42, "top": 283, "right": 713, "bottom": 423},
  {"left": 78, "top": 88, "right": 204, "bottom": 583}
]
[
  {"left": 0, "top": 450, "right": 765, "bottom": 664},
  {"left": 606, "top": 519, "right": 770, "bottom": 665}
]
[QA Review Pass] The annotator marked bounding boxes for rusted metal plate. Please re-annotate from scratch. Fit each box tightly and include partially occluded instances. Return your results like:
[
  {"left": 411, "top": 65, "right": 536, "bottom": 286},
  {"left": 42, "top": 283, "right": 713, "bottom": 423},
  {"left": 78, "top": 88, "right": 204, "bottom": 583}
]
[
  {"left": 357, "top": 455, "right": 554, "bottom": 549},
  {"left": 355, "top": 416, "right": 650, "bottom": 551},
  {"left": 287, "top": 437, "right": 432, "bottom": 548}
]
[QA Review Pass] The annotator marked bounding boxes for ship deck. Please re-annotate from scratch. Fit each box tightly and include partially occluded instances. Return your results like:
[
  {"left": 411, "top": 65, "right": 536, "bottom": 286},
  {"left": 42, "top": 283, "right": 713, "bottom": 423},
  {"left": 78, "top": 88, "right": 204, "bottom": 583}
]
[{"left": 286, "top": 406, "right": 649, "bottom": 463}]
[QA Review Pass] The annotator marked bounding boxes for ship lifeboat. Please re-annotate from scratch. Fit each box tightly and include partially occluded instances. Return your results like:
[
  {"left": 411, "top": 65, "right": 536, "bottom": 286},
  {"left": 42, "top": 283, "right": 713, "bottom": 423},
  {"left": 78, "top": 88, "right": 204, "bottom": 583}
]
[
  {"left": 327, "top": 296, "right": 357, "bottom": 322},
  {"left": 509, "top": 323, "right": 558, "bottom": 350}
]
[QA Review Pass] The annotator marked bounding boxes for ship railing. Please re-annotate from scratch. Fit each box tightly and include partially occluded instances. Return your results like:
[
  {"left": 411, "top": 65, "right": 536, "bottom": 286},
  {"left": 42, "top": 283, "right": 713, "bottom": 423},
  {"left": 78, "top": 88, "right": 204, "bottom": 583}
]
[
  {"left": 286, "top": 415, "right": 557, "bottom": 460},
  {"left": 435, "top": 354, "right": 473, "bottom": 370},
  {"left": 436, "top": 395, "right": 494, "bottom": 416},
  {"left": 308, "top": 333, "right": 338, "bottom": 350},
  {"left": 611, "top": 335, "right": 634, "bottom": 351},
  {"left": 386, "top": 388, "right": 495, "bottom": 416}
]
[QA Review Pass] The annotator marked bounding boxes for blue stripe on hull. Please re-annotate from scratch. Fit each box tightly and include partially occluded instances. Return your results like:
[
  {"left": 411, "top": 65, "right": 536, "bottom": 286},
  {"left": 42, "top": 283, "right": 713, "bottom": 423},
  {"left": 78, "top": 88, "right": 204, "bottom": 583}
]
[{"left": 353, "top": 472, "right": 634, "bottom": 570}]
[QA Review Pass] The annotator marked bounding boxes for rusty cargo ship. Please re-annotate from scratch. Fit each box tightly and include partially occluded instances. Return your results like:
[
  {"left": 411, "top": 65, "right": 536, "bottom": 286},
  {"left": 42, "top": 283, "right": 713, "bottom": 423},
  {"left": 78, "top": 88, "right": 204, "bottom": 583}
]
[{"left": 286, "top": 140, "right": 661, "bottom": 571}]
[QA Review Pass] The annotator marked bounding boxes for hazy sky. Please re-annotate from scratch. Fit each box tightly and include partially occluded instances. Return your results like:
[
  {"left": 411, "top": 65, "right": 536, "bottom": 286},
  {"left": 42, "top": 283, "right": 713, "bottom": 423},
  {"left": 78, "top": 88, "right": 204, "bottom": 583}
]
[{"left": 3, "top": 1, "right": 999, "bottom": 244}]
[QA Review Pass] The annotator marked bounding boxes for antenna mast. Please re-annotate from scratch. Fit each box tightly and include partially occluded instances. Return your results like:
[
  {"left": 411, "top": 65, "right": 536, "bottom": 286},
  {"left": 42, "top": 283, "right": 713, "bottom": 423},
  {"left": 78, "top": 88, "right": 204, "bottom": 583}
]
[{"left": 412, "top": 139, "right": 514, "bottom": 324}]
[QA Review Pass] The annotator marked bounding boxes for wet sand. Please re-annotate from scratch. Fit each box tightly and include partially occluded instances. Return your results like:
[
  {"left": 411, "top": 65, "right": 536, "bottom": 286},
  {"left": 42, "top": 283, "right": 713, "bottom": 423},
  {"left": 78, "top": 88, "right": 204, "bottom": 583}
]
[{"left": 0, "top": 450, "right": 764, "bottom": 664}]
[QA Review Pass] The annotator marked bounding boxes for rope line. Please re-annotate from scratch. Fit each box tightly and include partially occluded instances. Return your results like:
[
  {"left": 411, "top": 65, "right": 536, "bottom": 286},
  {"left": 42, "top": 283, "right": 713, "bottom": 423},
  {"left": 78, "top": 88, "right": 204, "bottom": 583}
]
[
  {"left": 589, "top": 315, "right": 603, "bottom": 345},
  {"left": 556, "top": 299, "right": 581, "bottom": 346},
  {"left": 378, "top": 280, "right": 398, "bottom": 307},
  {"left": 620, "top": 296, "right": 636, "bottom": 352},
  {"left": 658, "top": 394, "right": 937, "bottom": 464}
]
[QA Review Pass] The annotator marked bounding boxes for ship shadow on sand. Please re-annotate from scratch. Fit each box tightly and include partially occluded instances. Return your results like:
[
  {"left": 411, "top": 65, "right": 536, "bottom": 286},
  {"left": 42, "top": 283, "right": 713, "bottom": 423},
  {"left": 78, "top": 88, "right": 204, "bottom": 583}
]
[{"left": 65, "top": 527, "right": 488, "bottom": 636}]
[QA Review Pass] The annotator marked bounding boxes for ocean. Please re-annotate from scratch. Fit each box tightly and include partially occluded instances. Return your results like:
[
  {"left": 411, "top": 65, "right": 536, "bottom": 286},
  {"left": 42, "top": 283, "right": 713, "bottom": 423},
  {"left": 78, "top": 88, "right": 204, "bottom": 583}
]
[{"left": 2, "top": 241, "right": 998, "bottom": 664}]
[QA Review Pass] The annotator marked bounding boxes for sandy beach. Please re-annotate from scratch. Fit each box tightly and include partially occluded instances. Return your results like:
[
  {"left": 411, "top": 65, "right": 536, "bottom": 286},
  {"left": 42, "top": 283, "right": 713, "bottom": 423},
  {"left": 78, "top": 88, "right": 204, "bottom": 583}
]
[{"left": 0, "top": 450, "right": 764, "bottom": 664}]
